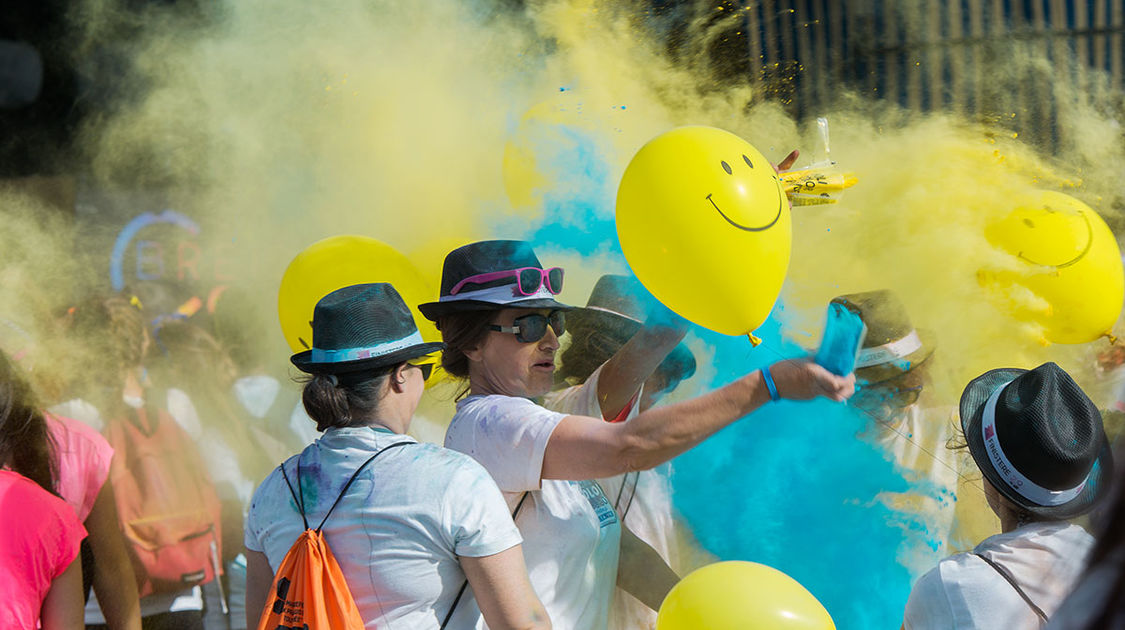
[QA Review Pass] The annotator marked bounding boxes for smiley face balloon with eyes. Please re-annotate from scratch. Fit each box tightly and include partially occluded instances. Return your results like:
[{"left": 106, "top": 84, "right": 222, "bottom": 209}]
[
  {"left": 616, "top": 126, "right": 790, "bottom": 336},
  {"left": 980, "top": 190, "right": 1123, "bottom": 344}
]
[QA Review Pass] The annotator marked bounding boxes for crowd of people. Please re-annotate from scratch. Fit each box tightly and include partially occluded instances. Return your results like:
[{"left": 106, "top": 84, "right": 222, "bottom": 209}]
[{"left": 1, "top": 237, "right": 1124, "bottom": 630}]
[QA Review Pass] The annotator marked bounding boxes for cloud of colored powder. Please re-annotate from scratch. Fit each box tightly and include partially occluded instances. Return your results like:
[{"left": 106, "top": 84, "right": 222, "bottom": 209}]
[{"left": 38, "top": 0, "right": 1125, "bottom": 628}]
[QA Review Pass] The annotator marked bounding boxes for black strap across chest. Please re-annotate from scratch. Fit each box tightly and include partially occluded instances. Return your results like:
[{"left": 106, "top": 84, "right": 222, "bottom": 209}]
[{"left": 974, "top": 552, "right": 1048, "bottom": 625}]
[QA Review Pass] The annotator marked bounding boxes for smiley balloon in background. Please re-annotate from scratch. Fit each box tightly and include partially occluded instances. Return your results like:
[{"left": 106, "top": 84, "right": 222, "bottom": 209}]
[
  {"left": 616, "top": 126, "right": 791, "bottom": 337},
  {"left": 278, "top": 235, "right": 446, "bottom": 385},
  {"left": 980, "top": 190, "right": 1124, "bottom": 345}
]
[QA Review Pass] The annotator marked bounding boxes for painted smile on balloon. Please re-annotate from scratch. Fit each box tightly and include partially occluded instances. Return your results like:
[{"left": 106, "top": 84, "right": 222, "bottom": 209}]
[
  {"left": 705, "top": 185, "right": 784, "bottom": 232},
  {"left": 1017, "top": 210, "right": 1093, "bottom": 269}
]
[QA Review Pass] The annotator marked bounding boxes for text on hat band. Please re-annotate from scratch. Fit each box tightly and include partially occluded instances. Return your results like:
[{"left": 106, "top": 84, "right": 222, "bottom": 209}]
[
  {"left": 981, "top": 380, "right": 1089, "bottom": 507},
  {"left": 856, "top": 330, "right": 923, "bottom": 369}
]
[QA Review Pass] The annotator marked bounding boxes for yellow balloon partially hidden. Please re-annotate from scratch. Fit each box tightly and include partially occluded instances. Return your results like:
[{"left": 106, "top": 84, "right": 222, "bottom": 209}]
[
  {"left": 277, "top": 235, "right": 444, "bottom": 384},
  {"left": 981, "top": 190, "right": 1124, "bottom": 344},
  {"left": 657, "top": 561, "right": 835, "bottom": 630},
  {"left": 616, "top": 126, "right": 791, "bottom": 336}
]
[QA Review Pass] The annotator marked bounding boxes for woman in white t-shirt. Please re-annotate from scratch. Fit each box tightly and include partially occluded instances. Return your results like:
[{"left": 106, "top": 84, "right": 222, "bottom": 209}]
[
  {"left": 243, "top": 283, "right": 549, "bottom": 630},
  {"left": 902, "top": 363, "right": 1114, "bottom": 629},
  {"left": 419, "top": 240, "right": 855, "bottom": 630}
]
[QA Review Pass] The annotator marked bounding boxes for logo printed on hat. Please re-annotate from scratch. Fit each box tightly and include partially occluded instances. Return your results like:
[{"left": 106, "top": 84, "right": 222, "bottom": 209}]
[
  {"left": 979, "top": 380, "right": 1086, "bottom": 504},
  {"left": 962, "top": 363, "right": 1110, "bottom": 515}
]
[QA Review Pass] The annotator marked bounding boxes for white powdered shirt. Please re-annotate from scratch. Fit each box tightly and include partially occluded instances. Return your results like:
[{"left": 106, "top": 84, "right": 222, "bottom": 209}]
[
  {"left": 446, "top": 394, "right": 622, "bottom": 630},
  {"left": 245, "top": 427, "right": 522, "bottom": 629},
  {"left": 543, "top": 365, "right": 677, "bottom": 630},
  {"left": 903, "top": 521, "right": 1094, "bottom": 629}
]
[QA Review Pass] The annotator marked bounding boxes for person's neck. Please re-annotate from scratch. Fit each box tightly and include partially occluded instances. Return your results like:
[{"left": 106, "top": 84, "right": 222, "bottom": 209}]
[
  {"left": 998, "top": 508, "right": 1041, "bottom": 534},
  {"left": 353, "top": 402, "right": 411, "bottom": 435},
  {"left": 468, "top": 372, "right": 535, "bottom": 400},
  {"left": 345, "top": 417, "right": 406, "bottom": 435},
  {"left": 468, "top": 372, "right": 499, "bottom": 398}
]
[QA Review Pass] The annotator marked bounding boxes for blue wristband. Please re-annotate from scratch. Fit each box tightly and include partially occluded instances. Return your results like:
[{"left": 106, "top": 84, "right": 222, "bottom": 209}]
[{"left": 761, "top": 366, "right": 781, "bottom": 402}]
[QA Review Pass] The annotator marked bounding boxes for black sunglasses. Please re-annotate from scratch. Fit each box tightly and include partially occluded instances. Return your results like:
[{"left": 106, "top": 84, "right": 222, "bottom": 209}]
[
  {"left": 406, "top": 362, "right": 434, "bottom": 381},
  {"left": 489, "top": 310, "right": 566, "bottom": 343}
]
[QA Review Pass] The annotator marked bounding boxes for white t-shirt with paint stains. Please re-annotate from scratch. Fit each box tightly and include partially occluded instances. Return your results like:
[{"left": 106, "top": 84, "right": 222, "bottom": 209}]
[
  {"left": 245, "top": 426, "right": 522, "bottom": 629},
  {"left": 446, "top": 394, "right": 622, "bottom": 630},
  {"left": 543, "top": 365, "right": 678, "bottom": 630}
]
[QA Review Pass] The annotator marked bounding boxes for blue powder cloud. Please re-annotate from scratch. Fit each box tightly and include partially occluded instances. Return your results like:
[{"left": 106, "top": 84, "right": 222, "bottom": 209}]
[
  {"left": 506, "top": 115, "right": 937, "bottom": 629},
  {"left": 673, "top": 322, "right": 924, "bottom": 629}
]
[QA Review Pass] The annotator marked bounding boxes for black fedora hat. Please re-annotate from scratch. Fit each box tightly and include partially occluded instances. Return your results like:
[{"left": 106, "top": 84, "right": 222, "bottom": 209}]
[
  {"left": 565, "top": 274, "right": 695, "bottom": 379},
  {"left": 960, "top": 362, "right": 1113, "bottom": 520},
  {"left": 291, "top": 283, "right": 444, "bottom": 375},
  {"left": 418, "top": 240, "right": 573, "bottom": 321},
  {"left": 832, "top": 290, "right": 934, "bottom": 384}
]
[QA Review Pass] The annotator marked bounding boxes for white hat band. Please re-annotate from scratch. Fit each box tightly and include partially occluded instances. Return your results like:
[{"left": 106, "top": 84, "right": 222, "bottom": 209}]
[
  {"left": 856, "top": 330, "right": 923, "bottom": 369},
  {"left": 438, "top": 282, "right": 557, "bottom": 305},
  {"left": 981, "top": 381, "right": 1088, "bottom": 506},
  {"left": 310, "top": 330, "right": 425, "bottom": 363},
  {"left": 583, "top": 305, "right": 643, "bottom": 324}
]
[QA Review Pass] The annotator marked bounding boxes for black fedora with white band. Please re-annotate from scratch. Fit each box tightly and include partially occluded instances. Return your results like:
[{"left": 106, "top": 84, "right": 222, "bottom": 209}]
[
  {"left": 418, "top": 240, "right": 573, "bottom": 321},
  {"left": 960, "top": 362, "right": 1113, "bottom": 519},
  {"left": 291, "top": 283, "right": 443, "bottom": 375},
  {"left": 832, "top": 290, "right": 934, "bottom": 383}
]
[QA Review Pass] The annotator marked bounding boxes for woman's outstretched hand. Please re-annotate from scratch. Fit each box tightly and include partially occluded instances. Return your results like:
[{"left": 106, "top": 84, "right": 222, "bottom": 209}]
[{"left": 768, "top": 359, "right": 855, "bottom": 403}]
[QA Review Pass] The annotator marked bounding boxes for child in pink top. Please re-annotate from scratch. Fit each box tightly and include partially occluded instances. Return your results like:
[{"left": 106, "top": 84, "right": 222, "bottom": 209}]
[
  {"left": 47, "top": 414, "right": 114, "bottom": 521},
  {"left": 0, "top": 341, "right": 140, "bottom": 629},
  {"left": 0, "top": 469, "right": 87, "bottom": 629}
]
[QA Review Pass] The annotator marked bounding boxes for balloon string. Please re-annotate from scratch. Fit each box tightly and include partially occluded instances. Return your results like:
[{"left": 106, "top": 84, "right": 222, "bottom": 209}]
[{"left": 749, "top": 338, "right": 989, "bottom": 501}]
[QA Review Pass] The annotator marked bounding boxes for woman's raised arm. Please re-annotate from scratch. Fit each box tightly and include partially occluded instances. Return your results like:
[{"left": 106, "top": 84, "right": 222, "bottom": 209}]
[{"left": 542, "top": 360, "right": 854, "bottom": 481}]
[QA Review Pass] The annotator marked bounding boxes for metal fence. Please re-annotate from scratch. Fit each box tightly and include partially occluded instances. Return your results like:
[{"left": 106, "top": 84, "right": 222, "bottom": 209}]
[{"left": 739, "top": 0, "right": 1125, "bottom": 150}]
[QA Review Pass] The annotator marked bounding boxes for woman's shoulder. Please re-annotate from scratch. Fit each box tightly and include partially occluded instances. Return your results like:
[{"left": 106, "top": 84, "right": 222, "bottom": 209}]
[
  {"left": 295, "top": 436, "right": 490, "bottom": 484},
  {"left": 399, "top": 441, "right": 496, "bottom": 478},
  {"left": 252, "top": 451, "right": 304, "bottom": 494},
  {"left": 977, "top": 521, "right": 1093, "bottom": 556},
  {"left": 46, "top": 413, "right": 113, "bottom": 456},
  {"left": 453, "top": 394, "right": 563, "bottom": 423},
  {"left": 0, "top": 471, "right": 82, "bottom": 527},
  {"left": 47, "top": 398, "right": 104, "bottom": 432}
]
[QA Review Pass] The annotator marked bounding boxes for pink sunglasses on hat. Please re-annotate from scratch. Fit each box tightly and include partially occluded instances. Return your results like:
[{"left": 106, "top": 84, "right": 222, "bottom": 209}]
[{"left": 449, "top": 267, "right": 565, "bottom": 297}]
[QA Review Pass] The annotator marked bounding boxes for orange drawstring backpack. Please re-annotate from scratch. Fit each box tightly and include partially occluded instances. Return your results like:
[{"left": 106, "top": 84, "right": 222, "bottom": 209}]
[{"left": 257, "top": 442, "right": 411, "bottom": 630}]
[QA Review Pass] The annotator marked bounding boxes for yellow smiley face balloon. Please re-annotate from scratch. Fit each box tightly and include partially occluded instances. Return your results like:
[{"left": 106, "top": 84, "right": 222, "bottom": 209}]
[
  {"left": 981, "top": 190, "right": 1124, "bottom": 344},
  {"left": 278, "top": 235, "right": 446, "bottom": 386},
  {"left": 616, "top": 126, "right": 791, "bottom": 336}
]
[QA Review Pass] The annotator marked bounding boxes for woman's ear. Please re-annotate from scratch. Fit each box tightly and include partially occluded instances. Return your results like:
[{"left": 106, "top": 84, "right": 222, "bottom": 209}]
[
  {"left": 462, "top": 337, "right": 486, "bottom": 363},
  {"left": 389, "top": 364, "right": 409, "bottom": 393},
  {"left": 463, "top": 346, "right": 482, "bottom": 363}
]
